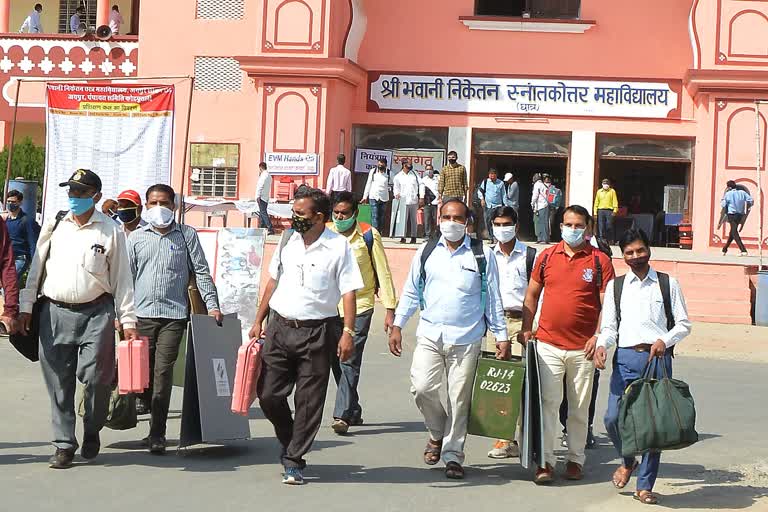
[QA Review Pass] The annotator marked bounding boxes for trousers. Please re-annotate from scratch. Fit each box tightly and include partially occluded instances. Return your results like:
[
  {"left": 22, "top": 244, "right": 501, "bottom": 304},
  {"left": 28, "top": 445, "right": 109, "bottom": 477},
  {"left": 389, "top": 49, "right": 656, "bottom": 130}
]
[
  {"left": 257, "top": 314, "right": 341, "bottom": 469},
  {"left": 369, "top": 199, "right": 388, "bottom": 235},
  {"left": 604, "top": 349, "right": 673, "bottom": 491},
  {"left": 597, "top": 209, "right": 615, "bottom": 242},
  {"left": 534, "top": 207, "right": 550, "bottom": 243},
  {"left": 331, "top": 308, "right": 374, "bottom": 422},
  {"left": 257, "top": 198, "right": 274, "bottom": 233},
  {"left": 410, "top": 336, "right": 481, "bottom": 465},
  {"left": 423, "top": 203, "right": 437, "bottom": 239},
  {"left": 537, "top": 340, "right": 595, "bottom": 467},
  {"left": 723, "top": 213, "right": 746, "bottom": 253},
  {"left": 39, "top": 297, "right": 116, "bottom": 451},
  {"left": 137, "top": 317, "right": 187, "bottom": 439}
]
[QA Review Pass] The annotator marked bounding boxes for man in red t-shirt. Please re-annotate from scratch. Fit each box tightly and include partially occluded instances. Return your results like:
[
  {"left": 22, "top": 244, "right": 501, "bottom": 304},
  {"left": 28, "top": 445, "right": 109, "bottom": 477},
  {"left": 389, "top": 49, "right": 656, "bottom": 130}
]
[{"left": 519, "top": 205, "right": 614, "bottom": 484}]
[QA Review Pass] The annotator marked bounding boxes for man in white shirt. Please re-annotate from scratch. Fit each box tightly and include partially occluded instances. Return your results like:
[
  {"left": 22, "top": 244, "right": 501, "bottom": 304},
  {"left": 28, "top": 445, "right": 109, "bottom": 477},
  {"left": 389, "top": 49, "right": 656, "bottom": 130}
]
[
  {"left": 392, "top": 162, "right": 423, "bottom": 244},
  {"left": 362, "top": 157, "right": 390, "bottom": 234},
  {"left": 420, "top": 165, "right": 439, "bottom": 239},
  {"left": 255, "top": 162, "right": 274, "bottom": 235},
  {"left": 249, "top": 187, "right": 363, "bottom": 486},
  {"left": 109, "top": 5, "right": 124, "bottom": 35},
  {"left": 595, "top": 228, "right": 691, "bottom": 506},
  {"left": 325, "top": 154, "right": 352, "bottom": 202},
  {"left": 486, "top": 205, "right": 536, "bottom": 459},
  {"left": 389, "top": 199, "right": 508, "bottom": 480},
  {"left": 19, "top": 4, "right": 43, "bottom": 33},
  {"left": 531, "top": 173, "right": 550, "bottom": 243},
  {"left": 19, "top": 169, "right": 138, "bottom": 469}
]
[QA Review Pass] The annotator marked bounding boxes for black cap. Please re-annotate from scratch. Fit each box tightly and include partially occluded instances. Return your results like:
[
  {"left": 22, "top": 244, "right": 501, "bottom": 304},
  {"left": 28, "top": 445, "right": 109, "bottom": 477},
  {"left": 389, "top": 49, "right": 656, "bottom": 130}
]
[{"left": 59, "top": 169, "right": 102, "bottom": 192}]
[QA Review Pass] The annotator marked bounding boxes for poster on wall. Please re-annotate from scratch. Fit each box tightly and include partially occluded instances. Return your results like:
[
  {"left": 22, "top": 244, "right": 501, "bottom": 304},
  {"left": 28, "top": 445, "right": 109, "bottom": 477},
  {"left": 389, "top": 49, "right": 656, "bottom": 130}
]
[
  {"left": 265, "top": 152, "right": 319, "bottom": 175},
  {"left": 354, "top": 148, "right": 393, "bottom": 174},
  {"left": 44, "top": 83, "right": 175, "bottom": 219},
  {"left": 391, "top": 149, "right": 445, "bottom": 179}
]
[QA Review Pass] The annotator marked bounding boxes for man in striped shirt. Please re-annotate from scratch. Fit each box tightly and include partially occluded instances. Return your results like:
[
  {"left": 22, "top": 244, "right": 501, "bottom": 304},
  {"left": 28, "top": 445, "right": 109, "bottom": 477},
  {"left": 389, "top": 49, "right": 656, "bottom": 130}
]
[{"left": 128, "top": 184, "right": 222, "bottom": 454}]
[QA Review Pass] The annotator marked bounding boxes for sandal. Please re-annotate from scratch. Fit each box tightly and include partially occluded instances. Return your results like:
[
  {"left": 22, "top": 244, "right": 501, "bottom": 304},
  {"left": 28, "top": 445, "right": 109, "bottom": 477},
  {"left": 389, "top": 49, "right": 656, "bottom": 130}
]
[
  {"left": 423, "top": 439, "right": 442, "bottom": 466},
  {"left": 445, "top": 461, "right": 465, "bottom": 480},
  {"left": 612, "top": 461, "right": 639, "bottom": 489},
  {"left": 634, "top": 490, "right": 659, "bottom": 505}
]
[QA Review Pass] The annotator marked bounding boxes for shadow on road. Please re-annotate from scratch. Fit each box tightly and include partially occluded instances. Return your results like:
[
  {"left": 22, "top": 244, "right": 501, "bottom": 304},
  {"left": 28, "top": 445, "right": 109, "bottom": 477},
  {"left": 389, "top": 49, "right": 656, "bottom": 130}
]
[{"left": 342, "top": 421, "right": 426, "bottom": 436}]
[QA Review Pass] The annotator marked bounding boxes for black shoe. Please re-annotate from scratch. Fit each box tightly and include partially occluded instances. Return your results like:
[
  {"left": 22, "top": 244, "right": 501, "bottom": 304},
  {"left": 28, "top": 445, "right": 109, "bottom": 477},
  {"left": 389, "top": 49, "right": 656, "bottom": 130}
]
[
  {"left": 409, "top": 237, "right": 417, "bottom": 244},
  {"left": 350, "top": 416, "right": 364, "bottom": 427},
  {"left": 586, "top": 427, "right": 596, "bottom": 449},
  {"left": 49, "top": 448, "right": 75, "bottom": 469},
  {"left": 149, "top": 437, "right": 167, "bottom": 455},
  {"left": 399, "top": 238, "right": 406, "bottom": 244},
  {"left": 81, "top": 434, "right": 101, "bottom": 460}
]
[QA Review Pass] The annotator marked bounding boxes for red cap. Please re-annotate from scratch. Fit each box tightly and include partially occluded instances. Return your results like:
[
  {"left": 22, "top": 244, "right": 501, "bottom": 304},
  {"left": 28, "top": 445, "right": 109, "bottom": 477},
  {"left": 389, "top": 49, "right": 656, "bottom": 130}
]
[{"left": 117, "top": 189, "right": 142, "bottom": 205}]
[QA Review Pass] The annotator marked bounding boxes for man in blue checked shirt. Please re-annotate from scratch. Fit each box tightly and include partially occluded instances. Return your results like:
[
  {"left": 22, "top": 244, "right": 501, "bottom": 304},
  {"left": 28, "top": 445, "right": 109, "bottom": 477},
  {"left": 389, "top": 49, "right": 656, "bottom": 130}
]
[
  {"left": 720, "top": 180, "right": 754, "bottom": 256},
  {"left": 478, "top": 168, "right": 506, "bottom": 243},
  {"left": 128, "top": 184, "right": 222, "bottom": 455},
  {"left": 389, "top": 199, "right": 508, "bottom": 481}
]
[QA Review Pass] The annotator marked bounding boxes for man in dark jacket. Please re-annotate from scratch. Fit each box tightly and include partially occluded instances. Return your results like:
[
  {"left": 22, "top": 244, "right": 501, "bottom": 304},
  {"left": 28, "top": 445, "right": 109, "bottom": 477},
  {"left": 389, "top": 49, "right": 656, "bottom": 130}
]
[{"left": 5, "top": 189, "right": 39, "bottom": 286}]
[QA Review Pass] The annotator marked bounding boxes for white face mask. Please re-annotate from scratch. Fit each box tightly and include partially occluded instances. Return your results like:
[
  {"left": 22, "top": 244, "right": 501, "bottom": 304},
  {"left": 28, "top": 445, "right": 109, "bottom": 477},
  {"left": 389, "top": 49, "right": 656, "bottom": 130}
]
[
  {"left": 493, "top": 225, "right": 517, "bottom": 243},
  {"left": 602, "top": 184, "right": 610, "bottom": 190},
  {"left": 142, "top": 205, "right": 175, "bottom": 228},
  {"left": 440, "top": 220, "right": 466, "bottom": 242},
  {"left": 561, "top": 226, "right": 586, "bottom": 246}
]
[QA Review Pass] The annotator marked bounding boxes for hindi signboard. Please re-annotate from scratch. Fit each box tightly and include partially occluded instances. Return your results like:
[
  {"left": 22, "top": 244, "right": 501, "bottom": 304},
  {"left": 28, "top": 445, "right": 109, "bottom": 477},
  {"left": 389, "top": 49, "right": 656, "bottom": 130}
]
[
  {"left": 391, "top": 149, "right": 445, "bottom": 178},
  {"left": 354, "top": 148, "right": 393, "bottom": 174},
  {"left": 44, "top": 83, "right": 174, "bottom": 218},
  {"left": 369, "top": 73, "right": 680, "bottom": 119},
  {"left": 265, "top": 152, "right": 319, "bottom": 175}
]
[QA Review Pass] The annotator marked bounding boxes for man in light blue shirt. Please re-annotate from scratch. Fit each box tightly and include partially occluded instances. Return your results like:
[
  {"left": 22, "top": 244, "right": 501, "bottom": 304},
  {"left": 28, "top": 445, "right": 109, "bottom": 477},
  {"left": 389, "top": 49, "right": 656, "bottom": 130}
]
[
  {"left": 478, "top": 168, "right": 506, "bottom": 242},
  {"left": 70, "top": 6, "right": 85, "bottom": 34},
  {"left": 720, "top": 180, "right": 754, "bottom": 255},
  {"left": 389, "top": 199, "right": 508, "bottom": 480}
]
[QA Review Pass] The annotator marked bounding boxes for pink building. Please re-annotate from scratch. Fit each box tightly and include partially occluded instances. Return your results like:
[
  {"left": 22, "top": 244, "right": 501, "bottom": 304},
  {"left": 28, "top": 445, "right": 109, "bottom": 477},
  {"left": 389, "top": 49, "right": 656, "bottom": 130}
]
[{"left": 0, "top": 0, "right": 765, "bottom": 254}]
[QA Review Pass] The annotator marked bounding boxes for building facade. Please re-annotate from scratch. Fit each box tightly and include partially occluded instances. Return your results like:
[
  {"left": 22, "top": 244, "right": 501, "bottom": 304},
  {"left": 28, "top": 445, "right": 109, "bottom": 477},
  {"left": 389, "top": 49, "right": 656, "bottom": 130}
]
[{"left": 0, "top": 0, "right": 766, "bottom": 253}]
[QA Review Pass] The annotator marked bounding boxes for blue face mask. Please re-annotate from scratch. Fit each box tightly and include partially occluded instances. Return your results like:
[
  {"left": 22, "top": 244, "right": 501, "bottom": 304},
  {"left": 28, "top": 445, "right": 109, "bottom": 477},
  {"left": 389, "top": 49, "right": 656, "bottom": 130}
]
[
  {"left": 561, "top": 226, "right": 586, "bottom": 247},
  {"left": 68, "top": 196, "right": 94, "bottom": 215}
]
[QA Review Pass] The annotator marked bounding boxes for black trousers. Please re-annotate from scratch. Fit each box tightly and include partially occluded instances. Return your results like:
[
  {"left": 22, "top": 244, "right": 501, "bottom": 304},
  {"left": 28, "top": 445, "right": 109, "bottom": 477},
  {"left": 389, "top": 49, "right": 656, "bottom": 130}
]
[
  {"left": 723, "top": 213, "right": 747, "bottom": 253},
  {"left": 257, "top": 314, "right": 342, "bottom": 469},
  {"left": 138, "top": 317, "right": 188, "bottom": 439}
]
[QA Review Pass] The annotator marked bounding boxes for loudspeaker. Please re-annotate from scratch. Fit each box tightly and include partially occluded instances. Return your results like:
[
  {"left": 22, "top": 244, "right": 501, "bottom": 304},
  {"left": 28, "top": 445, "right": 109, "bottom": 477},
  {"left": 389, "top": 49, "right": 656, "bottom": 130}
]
[{"left": 96, "top": 24, "right": 113, "bottom": 40}]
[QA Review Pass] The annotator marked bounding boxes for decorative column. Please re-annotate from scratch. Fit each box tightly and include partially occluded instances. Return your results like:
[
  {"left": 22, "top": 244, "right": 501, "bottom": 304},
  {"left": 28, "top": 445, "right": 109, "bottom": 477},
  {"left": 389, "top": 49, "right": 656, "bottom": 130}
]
[
  {"left": 96, "top": 0, "right": 110, "bottom": 27},
  {"left": 0, "top": 0, "right": 11, "bottom": 33}
]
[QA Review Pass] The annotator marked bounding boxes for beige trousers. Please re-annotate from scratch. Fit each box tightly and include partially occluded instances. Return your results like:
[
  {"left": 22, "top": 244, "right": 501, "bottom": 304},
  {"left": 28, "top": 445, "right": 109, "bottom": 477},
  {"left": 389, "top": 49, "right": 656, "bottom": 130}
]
[
  {"left": 537, "top": 340, "right": 595, "bottom": 467},
  {"left": 485, "top": 317, "right": 523, "bottom": 357},
  {"left": 410, "top": 336, "right": 481, "bottom": 465}
]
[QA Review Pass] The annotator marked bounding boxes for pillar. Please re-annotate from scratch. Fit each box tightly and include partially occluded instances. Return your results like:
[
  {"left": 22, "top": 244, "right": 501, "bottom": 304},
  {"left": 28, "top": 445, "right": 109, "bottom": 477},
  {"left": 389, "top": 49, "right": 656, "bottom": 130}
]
[
  {"left": 0, "top": 0, "right": 11, "bottom": 33},
  {"left": 569, "top": 130, "right": 597, "bottom": 210},
  {"left": 448, "top": 126, "right": 472, "bottom": 196},
  {"left": 96, "top": 0, "right": 111, "bottom": 27}
]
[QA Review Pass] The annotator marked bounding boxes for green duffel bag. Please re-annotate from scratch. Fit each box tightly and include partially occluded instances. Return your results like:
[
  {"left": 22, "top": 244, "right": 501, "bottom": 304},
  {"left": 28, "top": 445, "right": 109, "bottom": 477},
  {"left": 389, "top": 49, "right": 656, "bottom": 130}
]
[
  {"left": 618, "top": 358, "right": 698, "bottom": 457},
  {"left": 78, "top": 385, "right": 138, "bottom": 431},
  {"left": 468, "top": 354, "right": 525, "bottom": 440}
]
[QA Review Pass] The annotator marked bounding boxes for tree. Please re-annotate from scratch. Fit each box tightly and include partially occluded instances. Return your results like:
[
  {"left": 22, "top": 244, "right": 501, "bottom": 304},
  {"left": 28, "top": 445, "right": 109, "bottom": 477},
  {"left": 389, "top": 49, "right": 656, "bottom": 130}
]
[{"left": 0, "top": 136, "right": 45, "bottom": 196}]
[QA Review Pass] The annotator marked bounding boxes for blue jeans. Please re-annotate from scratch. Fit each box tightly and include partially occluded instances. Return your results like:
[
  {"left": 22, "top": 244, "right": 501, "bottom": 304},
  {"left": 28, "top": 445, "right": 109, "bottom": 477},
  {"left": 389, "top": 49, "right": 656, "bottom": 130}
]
[
  {"left": 331, "top": 309, "right": 374, "bottom": 422},
  {"left": 604, "top": 348, "right": 673, "bottom": 491},
  {"left": 597, "top": 209, "right": 614, "bottom": 242},
  {"left": 369, "top": 199, "right": 387, "bottom": 235},
  {"left": 257, "top": 198, "right": 274, "bottom": 233},
  {"left": 14, "top": 255, "right": 30, "bottom": 287}
]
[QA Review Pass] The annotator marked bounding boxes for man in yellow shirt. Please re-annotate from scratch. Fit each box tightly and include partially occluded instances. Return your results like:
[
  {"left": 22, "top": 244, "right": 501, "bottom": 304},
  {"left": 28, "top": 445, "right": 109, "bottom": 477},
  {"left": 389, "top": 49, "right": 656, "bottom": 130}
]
[
  {"left": 328, "top": 191, "right": 398, "bottom": 434},
  {"left": 593, "top": 178, "right": 619, "bottom": 243}
]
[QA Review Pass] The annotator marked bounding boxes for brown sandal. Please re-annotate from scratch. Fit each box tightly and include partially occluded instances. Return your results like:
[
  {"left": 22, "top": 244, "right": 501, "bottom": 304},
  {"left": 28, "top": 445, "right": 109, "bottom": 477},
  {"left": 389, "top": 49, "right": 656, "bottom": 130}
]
[
  {"left": 634, "top": 490, "right": 659, "bottom": 505},
  {"left": 445, "top": 461, "right": 465, "bottom": 480},
  {"left": 423, "top": 439, "right": 442, "bottom": 466},
  {"left": 612, "top": 461, "right": 639, "bottom": 489}
]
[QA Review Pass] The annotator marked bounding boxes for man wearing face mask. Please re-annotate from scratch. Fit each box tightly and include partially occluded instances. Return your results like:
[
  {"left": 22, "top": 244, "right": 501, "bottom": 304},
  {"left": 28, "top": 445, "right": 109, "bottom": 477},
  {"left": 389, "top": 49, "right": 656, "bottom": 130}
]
[
  {"left": 596, "top": 228, "right": 691, "bottom": 505},
  {"left": 520, "top": 205, "right": 614, "bottom": 484},
  {"left": 389, "top": 199, "right": 507, "bottom": 480},
  {"left": 486, "top": 205, "right": 536, "bottom": 459},
  {"left": 531, "top": 173, "right": 550, "bottom": 244},
  {"left": 249, "top": 187, "right": 363, "bottom": 485},
  {"left": 593, "top": 179, "right": 619, "bottom": 243},
  {"left": 327, "top": 191, "right": 397, "bottom": 434},
  {"left": 438, "top": 150, "right": 468, "bottom": 202},
  {"left": 128, "top": 183, "right": 222, "bottom": 455},
  {"left": 19, "top": 169, "right": 138, "bottom": 469},
  {"left": 5, "top": 189, "right": 40, "bottom": 286},
  {"left": 115, "top": 189, "right": 145, "bottom": 236},
  {"left": 392, "top": 162, "right": 423, "bottom": 244},
  {"left": 362, "top": 157, "right": 391, "bottom": 234},
  {"left": 420, "top": 166, "right": 439, "bottom": 239}
]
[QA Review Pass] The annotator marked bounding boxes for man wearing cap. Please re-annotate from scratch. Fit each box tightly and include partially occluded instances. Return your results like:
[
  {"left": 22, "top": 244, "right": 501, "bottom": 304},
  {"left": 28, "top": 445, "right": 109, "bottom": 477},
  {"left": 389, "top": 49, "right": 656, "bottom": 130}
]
[
  {"left": 503, "top": 173, "right": 519, "bottom": 217},
  {"left": 20, "top": 169, "right": 138, "bottom": 469},
  {"left": 116, "top": 189, "right": 145, "bottom": 235}
]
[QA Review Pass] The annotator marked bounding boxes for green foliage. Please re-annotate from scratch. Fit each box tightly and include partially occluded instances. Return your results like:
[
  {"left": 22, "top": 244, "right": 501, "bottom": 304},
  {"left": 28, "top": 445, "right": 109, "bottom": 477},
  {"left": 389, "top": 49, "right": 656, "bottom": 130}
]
[{"left": 0, "top": 136, "right": 45, "bottom": 192}]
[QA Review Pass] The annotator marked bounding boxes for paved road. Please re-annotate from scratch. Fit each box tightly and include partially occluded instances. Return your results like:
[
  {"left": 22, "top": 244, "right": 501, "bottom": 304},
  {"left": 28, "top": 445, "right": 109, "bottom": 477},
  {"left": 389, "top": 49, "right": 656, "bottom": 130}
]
[{"left": 1, "top": 312, "right": 767, "bottom": 512}]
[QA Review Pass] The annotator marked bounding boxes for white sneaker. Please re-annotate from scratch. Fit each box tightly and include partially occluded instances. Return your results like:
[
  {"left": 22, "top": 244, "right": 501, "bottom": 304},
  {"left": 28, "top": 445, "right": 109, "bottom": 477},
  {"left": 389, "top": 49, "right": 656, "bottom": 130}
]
[
  {"left": 740, "top": 252, "right": 748, "bottom": 257},
  {"left": 487, "top": 440, "right": 520, "bottom": 459}
]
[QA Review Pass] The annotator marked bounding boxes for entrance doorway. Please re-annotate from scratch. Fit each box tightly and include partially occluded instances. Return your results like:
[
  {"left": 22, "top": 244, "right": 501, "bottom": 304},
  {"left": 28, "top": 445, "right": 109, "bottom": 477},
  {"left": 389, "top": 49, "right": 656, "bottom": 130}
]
[{"left": 473, "top": 154, "right": 568, "bottom": 242}]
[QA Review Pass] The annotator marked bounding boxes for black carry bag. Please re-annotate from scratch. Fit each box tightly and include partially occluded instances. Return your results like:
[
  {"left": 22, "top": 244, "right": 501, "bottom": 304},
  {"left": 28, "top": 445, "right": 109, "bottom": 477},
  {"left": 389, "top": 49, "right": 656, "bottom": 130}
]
[{"left": 8, "top": 211, "right": 67, "bottom": 362}]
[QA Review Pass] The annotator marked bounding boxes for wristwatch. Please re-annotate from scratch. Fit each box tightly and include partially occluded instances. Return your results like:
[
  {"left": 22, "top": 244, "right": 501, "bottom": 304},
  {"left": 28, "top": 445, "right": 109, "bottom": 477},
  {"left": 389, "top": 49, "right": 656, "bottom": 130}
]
[{"left": 343, "top": 326, "right": 355, "bottom": 336}]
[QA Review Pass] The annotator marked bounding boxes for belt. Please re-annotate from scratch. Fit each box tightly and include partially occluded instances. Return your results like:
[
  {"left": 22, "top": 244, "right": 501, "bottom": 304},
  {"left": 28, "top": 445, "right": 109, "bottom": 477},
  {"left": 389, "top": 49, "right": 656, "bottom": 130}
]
[
  {"left": 274, "top": 312, "right": 338, "bottom": 329},
  {"left": 45, "top": 293, "right": 112, "bottom": 311},
  {"left": 504, "top": 309, "right": 522, "bottom": 319},
  {"left": 630, "top": 343, "right": 654, "bottom": 352}
]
